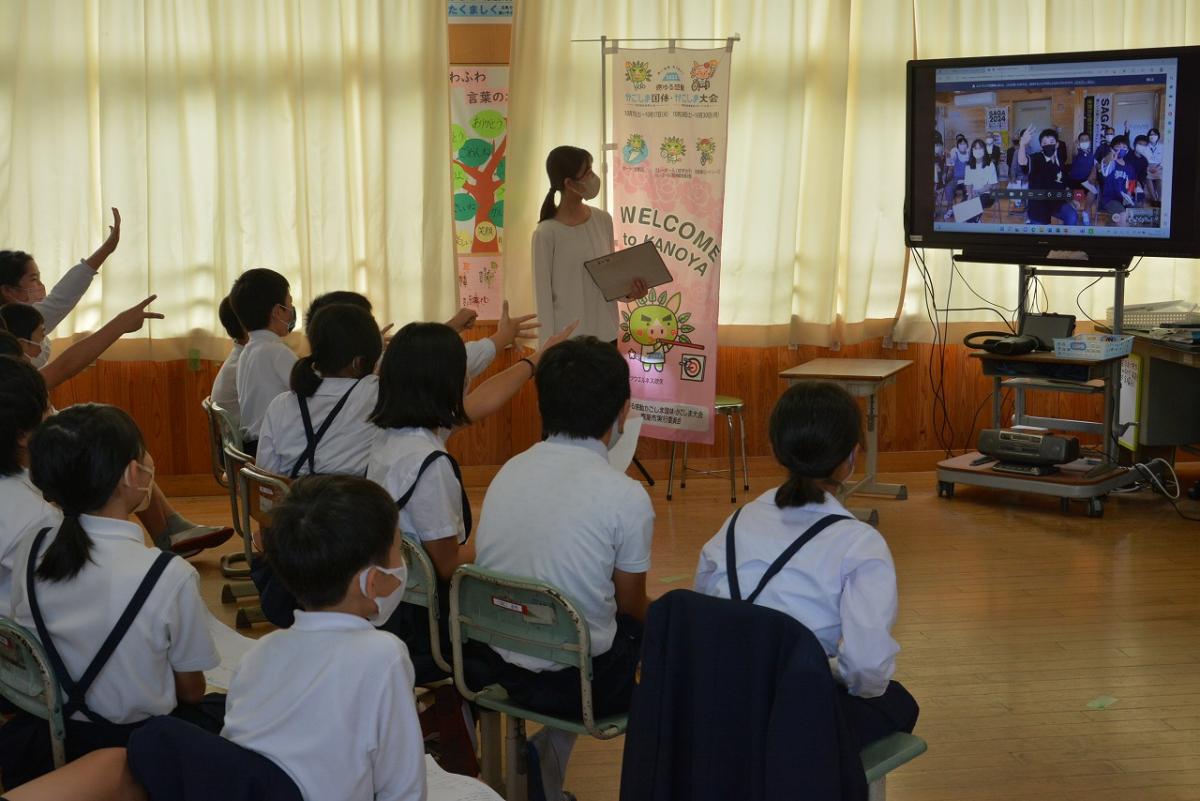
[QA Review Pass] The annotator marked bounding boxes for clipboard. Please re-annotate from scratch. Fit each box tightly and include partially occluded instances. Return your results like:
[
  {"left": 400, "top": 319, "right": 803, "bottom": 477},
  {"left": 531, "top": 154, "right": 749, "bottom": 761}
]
[{"left": 584, "top": 241, "right": 674, "bottom": 302}]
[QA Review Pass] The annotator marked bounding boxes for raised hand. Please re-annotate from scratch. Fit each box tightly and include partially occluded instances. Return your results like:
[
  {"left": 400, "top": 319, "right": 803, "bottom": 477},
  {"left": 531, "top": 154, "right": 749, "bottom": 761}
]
[
  {"left": 114, "top": 295, "right": 164, "bottom": 334},
  {"left": 446, "top": 307, "right": 478, "bottom": 332},
  {"left": 538, "top": 320, "right": 579, "bottom": 355},
  {"left": 493, "top": 300, "right": 539, "bottom": 349}
]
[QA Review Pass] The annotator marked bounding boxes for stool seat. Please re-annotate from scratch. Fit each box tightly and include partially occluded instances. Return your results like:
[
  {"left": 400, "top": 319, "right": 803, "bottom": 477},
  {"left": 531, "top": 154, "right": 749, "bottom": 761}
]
[{"left": 714, "top": 395, "right": 744, "bottom": 411}]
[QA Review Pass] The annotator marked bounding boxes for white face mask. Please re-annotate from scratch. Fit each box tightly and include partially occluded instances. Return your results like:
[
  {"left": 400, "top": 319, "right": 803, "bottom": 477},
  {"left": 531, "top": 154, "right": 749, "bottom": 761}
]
[
  {"left": 576, "top": 172, "right": 601, "bottom": 200},
  {"left": 1079, "top": 140, "right": 1090, "bottom": 151},
  {"left": 29, "top": 335, "right": 50, "bottom": 369},
  {"left": 128, "top": 461, "right": 155, "bottom": 515},
  {"left": 9, "top": 284, "right": 46, "bottom": 304},
  {"left": 972, "top": 149, "right": 985, "bottom": 159},
  {"left": 1136, "top": 144, "right": 1148, "bottom": 156},
  {"left": 359, "top": 562, "right": 408, "bottom": 626},
  {"left": 606, "top": 414, "right": 626, "bottom": 452},
  {"left": 985, "top": 138, "right": 994, "bottom": 146},
  {"left": 1150, "top": 135, "right": 1159, "bottom": 143}
]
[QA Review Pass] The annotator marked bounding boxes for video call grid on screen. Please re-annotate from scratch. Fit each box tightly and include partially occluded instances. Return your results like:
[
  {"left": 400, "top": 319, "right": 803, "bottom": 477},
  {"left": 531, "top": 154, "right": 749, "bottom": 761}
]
[{"left": 930, "top": 57, "right": 1177, "bottom": 239}]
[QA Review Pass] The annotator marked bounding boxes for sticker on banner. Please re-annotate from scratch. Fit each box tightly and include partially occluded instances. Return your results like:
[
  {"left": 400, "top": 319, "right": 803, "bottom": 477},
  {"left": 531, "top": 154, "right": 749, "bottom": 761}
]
[
  {"left": 630, "top": 399, "right": 710, "bottom": 432},
  {"left": 490, "top": 596, "right": 555, "bottom": 625},
  {"left": 680, "top": 353, "right": 706, "bottom": 382}
]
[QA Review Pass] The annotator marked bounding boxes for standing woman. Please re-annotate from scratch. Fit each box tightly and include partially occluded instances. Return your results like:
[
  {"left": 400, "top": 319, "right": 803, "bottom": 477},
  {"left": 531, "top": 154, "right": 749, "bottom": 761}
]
[{"left": 532, "top": 146, "right": 646, "bottom": 347}]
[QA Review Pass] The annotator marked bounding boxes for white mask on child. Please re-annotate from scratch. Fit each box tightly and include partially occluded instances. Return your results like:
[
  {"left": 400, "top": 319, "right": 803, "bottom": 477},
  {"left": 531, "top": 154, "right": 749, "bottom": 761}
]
[
  {"left": 127, "top": 462, "right": 155, "bottom": 515},
  {"left": 359, "top": 563, "right": 408, "bottom": 626},
  {"left": 29, "top": 335, "right": 51, "bottom": 369}
]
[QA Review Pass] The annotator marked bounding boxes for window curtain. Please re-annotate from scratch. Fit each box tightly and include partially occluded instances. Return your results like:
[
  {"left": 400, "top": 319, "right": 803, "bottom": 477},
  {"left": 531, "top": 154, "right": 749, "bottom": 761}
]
[
  {"left": 895, "top": 0, "right": 1200, "bottom": 342},
  {"left": 504, "top": 0, "right": 915, "bottom": 348},
  {"left": 0, "top": 0, "right": 454, "bottom": 360}
]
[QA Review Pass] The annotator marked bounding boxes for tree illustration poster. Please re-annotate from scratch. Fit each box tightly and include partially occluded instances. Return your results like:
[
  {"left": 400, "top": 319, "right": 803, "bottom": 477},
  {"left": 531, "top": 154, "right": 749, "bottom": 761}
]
[
  {"left": 612, "top": 48, "right": 731, "bottom": 444},
  {"left": 450, "top": 66, "right": 508, "bottom": 317}
]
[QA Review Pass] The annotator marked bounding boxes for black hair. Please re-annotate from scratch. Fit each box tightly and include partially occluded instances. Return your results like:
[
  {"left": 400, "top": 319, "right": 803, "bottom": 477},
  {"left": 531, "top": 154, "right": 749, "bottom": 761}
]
[
  {"left": 932, "top": 130, "right": 943, "bottom": 145},
  {"left": 218, "top": 295, "right": 246, "bottom": 342},
  {"left": 305, "top": 291, "right": 372, "bottom": 327},
  {"left": 29, "top": 404, "right": 146, "bottom": 582},
  {"left": 1039, "top": 128, "right": 1058, "bottom": 144},
  {"left": 290, "top": 303, "right": 383, "bottom": 398},
  {"left": 535, "top": 337, "right": 630, "bottom": 440},
  {"left": 1134, "top": 134, "right": 1149, "bottom": 146},
  {"left": 0, "top": 356, "right": 49, "bottom": 476},
  {"left": 1078, "top": 131, "right": 1091, "bottom": 141},
  {"left": 0, "top": 330, "right": 23, "bottom": 358},
  {"left": 263, "top": 474, "right": 398, "bottom": 610},
  {"left": 539, "top": 145, "right": 593, "bottom": 223},
  {"left": 371, "top": 322, "right": 468, "bottom": 430},
  {"left": 0, "top": 303, "right": 45, "bottom": 341},
  {"left": 1111, "top": 134, "right": 1130, "bottom": 150},
  {"left": 954, "top": 133, "right": 967, "bottom": 144},
  {"left": 229, "top": 268, "right": 290, "bottom": 331},
  {"left": 1104, "top": 126, "right": 1116, "bottom": 135},
  {"left": 0, "top": 250, "right": 34, "bottom": 291},
  {"left": 968, "top": 138, "right": 992, "bottom": 169},
  {"left": 770, "top": 382, "right": 863, "bottom": 508},
  {"left": 1148, "top": 127, "right": 1161, "bottom": 139}
]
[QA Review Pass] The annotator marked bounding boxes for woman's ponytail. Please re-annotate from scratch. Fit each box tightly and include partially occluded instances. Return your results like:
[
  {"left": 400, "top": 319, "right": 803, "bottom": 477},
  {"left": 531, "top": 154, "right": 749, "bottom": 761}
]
[
  {"left": 538, "top": 187, "right": 559, "bottom": 223},
  {"left": 290, "top": 355, "right": 322, "bottom": 398},
  {"left": 36, "top": 514, "right": 94, "bottom": 582},
  {"left": 775, "top": 474, "right": 826, "bottom": 508},
  {"left": 295, "top": 304, "right": 383, "bottom": 398},
  {"left": 769, "top": 382, "right": 863, "bottom": 509}
]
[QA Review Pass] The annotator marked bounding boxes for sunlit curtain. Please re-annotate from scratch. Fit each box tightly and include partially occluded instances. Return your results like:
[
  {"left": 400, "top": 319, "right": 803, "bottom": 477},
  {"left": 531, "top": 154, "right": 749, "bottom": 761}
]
[
  {"left": 505, "top": 0, "right": 915, "bottom": 348},
  {"left": 0, "top": 0, "right": 454, "bottom": 360},
  {"left": 895, "top": 0, "right": 1200, "bottom": 341}
]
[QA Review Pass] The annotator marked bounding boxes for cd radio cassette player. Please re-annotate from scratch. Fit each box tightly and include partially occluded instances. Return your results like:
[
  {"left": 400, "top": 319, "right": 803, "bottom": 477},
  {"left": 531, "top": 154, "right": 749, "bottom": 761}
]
[{"left": 977, "top": 428, "right": 1080, "bottom": 466}]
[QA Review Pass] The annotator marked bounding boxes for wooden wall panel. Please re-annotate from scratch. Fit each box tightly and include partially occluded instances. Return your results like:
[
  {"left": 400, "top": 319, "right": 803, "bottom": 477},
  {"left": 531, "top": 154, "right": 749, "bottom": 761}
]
[{"left": 49, "top": 329, "right": 1108, "bottom": 477}]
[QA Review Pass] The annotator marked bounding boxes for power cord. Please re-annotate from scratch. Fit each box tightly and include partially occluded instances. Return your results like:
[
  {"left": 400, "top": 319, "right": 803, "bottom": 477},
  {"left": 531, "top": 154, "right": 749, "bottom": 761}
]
[{"left": 1132, "top": 459, "right": 1200, "bottom": 522}]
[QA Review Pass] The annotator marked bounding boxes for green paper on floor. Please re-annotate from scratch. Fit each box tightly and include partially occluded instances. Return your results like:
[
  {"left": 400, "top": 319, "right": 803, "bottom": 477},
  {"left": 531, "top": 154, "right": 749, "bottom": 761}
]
[{"left": 1086, "top": 695, "right": 1118, "bottom": 710}]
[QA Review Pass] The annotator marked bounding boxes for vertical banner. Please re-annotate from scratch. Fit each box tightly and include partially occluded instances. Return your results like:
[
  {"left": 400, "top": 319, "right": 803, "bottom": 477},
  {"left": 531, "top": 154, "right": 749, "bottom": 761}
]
[
  {"left": 1089, "top": 94, "right": 1113, "bottom": 142},
  {"left": 450, "top": 66, "right": 508, "bottom": 318},
  {"left": 611, "top": 47, "right": 732, "bottom": 445}
]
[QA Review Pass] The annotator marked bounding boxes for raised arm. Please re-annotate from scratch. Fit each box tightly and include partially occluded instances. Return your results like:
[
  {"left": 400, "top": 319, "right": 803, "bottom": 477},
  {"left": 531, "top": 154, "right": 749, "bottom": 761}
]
[
  {"left": 462, "top": 318, "right": 577, "bottom": 423},
  {"left": 39, "top": 295, "right": 162, "bottom": 389},
  {"left": 84, "top": 207, "right": 121, "bottom": 271}
]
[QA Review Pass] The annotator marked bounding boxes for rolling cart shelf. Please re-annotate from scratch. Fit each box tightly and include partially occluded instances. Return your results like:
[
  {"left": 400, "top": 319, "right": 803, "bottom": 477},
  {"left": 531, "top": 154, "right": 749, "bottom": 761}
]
[{"left": 936, "top": 452, "right": 1133, "bottom": 517}]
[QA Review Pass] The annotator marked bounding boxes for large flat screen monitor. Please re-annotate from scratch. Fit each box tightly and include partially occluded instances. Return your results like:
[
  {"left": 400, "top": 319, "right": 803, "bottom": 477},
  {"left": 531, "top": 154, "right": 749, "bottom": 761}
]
[{"left": 905, "top": 46, "right": 1200, "bottom": 260}]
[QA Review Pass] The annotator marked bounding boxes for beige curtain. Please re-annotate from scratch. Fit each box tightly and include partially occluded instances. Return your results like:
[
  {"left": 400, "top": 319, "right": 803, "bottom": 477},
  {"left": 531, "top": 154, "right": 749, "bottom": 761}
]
[
  {"left": 898, "top": 0, "right": 1200, "bottom": 341},
  {"left": 505, "top": 0, "right": 915, "bottom": 348},
  {"left": 0, "top": 0, "right": 454, "bottom": 360}
]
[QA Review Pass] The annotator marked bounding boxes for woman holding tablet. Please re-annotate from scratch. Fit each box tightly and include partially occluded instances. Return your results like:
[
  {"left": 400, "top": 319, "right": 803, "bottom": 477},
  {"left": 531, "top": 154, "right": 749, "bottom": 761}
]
[{"left": 533, "top": 146, "right": 647, "bottom": 346}]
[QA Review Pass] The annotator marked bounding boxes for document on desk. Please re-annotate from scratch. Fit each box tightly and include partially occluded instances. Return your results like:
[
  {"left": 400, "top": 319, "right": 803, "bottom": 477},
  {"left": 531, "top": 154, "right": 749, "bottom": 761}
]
[
  {"left": 584, "top": 241, "right": 673, "bottom": 302},
  {"left": 425, "top": 755, "right": 503, "bottom": 800}
]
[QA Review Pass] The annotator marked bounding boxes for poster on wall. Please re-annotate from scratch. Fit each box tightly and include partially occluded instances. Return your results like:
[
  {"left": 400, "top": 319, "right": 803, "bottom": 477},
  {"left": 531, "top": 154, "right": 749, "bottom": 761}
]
[
  {"left": 450, "top": 65, "right": 508, "bottom": 318},
  {"left": 447, "top": 1, "right": 513, "bottom": 24},
  {"left": 610, "top": 47, "right": 732, "bottom": 445}
]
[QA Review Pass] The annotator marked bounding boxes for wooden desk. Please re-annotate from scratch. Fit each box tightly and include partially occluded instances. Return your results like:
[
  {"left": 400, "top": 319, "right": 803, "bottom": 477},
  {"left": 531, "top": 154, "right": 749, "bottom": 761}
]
[{"left": 779, "top": 358, "right": 913, "bottom": 522}]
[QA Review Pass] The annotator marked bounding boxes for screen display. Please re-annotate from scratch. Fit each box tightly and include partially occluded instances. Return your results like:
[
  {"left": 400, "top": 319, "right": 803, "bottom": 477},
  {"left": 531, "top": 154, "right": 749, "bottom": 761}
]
[{"left": 929, "top": 57, "right": 1177, "bottom": 240}]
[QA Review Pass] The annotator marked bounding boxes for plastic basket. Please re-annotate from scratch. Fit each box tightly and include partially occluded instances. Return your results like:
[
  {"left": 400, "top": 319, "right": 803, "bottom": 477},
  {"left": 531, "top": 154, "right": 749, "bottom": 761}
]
[{"left": 1052, "top": 334, "right": 1134, "bottom": 361}]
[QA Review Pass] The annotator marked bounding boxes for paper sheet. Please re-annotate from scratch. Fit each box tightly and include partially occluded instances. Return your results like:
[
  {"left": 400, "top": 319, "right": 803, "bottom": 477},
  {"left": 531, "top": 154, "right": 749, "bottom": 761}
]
[
  {"left": 584, "top": 241, "right": 673, "bottom": 302},
  {"left": 951, "top": 195, "right": 984, "bottom": 222},
  {"left": 607, "top": 413, "right": 644, "bottom": 474},
  {"left": 425, "top": 755, "right": 503, "bottom": 801},
  {"left": 204, "top": 615, "right": 256, "bottom": 691}
]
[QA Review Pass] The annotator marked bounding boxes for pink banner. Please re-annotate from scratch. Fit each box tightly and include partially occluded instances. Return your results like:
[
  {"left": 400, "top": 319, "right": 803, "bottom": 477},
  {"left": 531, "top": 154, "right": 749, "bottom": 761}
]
[{"left": 611, "top": 48, "right": 731, "bottom": 444}]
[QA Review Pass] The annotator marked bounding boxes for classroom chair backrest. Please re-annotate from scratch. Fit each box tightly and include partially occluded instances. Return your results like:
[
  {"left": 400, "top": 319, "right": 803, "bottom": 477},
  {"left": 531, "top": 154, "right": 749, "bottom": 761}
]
[
  {"left": 224, "top": 443, "right": 256, "bottom": 563},
  {"left": 237, "top": 465, "right": 291, "bottom": 553},
  {"left": 0, "top": 617, "right": 66, "bottom": 769},
  {"left": 450, "top": 565, "right": 610, "bottom": 734},
  {"left": 400, "top": 534, "right": 451, "bottom": 675},
  {"left": 201, "top": 397, "right": 228, "bottom": 489},
  {"left": 209, "top": 399, "right": 244, "bottom": 452}
]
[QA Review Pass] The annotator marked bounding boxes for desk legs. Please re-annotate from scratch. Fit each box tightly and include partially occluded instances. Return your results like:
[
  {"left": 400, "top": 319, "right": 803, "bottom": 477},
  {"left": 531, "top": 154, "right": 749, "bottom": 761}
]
[{"left": 843, "top": 392, "right": 909, "bottom": 501}]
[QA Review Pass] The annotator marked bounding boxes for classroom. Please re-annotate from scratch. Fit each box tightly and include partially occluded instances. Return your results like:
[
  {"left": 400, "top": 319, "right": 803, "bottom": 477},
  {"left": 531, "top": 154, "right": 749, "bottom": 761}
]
[{"left": 1, "top": 2, "right": 1199, "bottom": 800}]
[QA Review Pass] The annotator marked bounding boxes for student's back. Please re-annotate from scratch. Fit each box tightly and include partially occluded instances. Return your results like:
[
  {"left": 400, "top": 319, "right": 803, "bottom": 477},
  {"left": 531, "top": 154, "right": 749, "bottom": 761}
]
[{"left": 229, "top": 268, "right": 298, "bottom": 443}]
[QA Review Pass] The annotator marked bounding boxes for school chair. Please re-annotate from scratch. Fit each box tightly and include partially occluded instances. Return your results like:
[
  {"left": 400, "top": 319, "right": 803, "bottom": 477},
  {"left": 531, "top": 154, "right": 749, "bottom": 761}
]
[
  {"left": 0, "top": 617, "right": 66, "bottom": 771},
  {"left": 666, "top": 394, "right": 749, "bottom": 504},
  {"left": 400, "top": 535, "right": 452, "bottom": 676},
  {"left": 862, "top": 732, "right": 928, "bottom": 801},
  {"left": 449, "top": 565, "right": 627, "bottom": 800},
  {"left": 232, "top": 464, "right": 290, "bottom": 630},
  {"left": 207, "top": 399, "right": 251, "bottom": 580}
]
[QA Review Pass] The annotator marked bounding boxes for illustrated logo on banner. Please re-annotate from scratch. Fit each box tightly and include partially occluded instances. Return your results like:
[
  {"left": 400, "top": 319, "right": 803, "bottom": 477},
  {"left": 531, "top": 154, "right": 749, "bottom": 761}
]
[
  {"left": 450, "top": 66, "right": 508, "bottom": 318},
  {"left": 611, "top": 48, "right": 732, "bottom": 444}
]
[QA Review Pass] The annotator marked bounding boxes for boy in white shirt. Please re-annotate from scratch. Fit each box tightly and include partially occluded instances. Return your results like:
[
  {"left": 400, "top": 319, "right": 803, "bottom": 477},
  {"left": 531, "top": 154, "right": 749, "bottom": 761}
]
[
  {"left": 694, "top": 381, "right": 918, "bottom": 750},
  {"left": 210, "top": 295, "right": 247, "bottom": 423},
  {"left": 473, "top": 336, "right": 653, "bottom": 801},
  {"left": 230, "top": 268, "right": 299, "bottom": 452},
  {"left": 218, "top": 474, "right": 425, "bottom": 801}
]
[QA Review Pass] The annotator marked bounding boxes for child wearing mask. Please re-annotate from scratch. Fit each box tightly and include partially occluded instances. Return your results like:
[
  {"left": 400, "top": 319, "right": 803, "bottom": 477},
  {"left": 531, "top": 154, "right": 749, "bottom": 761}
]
[
  {"left": 963, "top": 138, "right": 999, "bottom": 222},
  {"left": 229, "top": 268, "right": 298, "bottom": 453},
  {"left": 1018, "top": 126, "right": 1078, "bottom": 226},
  {"left": 1066, "top": 132, "right": 1098, "bottom": 225},
  {"left": 1099, "top": 135, "right": 1139, "bottom": 226},
  {"left": 942, "top": 134, "right": 971, "bottom": 217},
  {"left": 1145, "top": 127, "right": 1164, "bottom": 203}
]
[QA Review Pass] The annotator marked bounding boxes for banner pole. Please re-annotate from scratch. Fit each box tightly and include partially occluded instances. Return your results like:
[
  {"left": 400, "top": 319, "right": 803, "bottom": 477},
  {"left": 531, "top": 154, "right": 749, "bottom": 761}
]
[{"left": 600, "top": 35, "right": 608, "bottom": 211}]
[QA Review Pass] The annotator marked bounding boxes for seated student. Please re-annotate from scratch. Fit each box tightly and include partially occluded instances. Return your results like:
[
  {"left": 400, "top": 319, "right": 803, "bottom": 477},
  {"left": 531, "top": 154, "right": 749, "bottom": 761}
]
[
  {"left": 962, "top": 139, "right": 999, "bottom": 222},
  {"left": 0, "top": 208, "right": 121, "bottom": 370},
  {"left": 694, "top": 381, "right": 919, "bottom": 751},
  {"left": 1066, "top": 132, "right": 1098, "bottom": 225},
  {"left": 229, "top": 268, "right": 298, "bottom": 453},
  {"left": 217, "top": 475, "right": 425, "bottom": 801},
  {"left": 471, "top": 336, "right": 653, "bottom": 801},
  {"left": 1130, "top": 134, "right": 1152, "bottom": 190},
  {"left": 1099, "top": 135, "right": 1139, "bottom": 226},
  {"left": 0, "top": 302, "right": 232, "bottom": 557},
  {"left": 256, "top": 302, "right": 384, "bottom": 478},
  {"left": 0, "top": 404, "right": 222, "bottom": 787},
  {"left": 0, "top": 357, "right": 60, "bottom": 611},
  {"left": 211, "top": 295, "right": 247, "bottom": 422},
  {"left": 1018, "top": 125, "right": 1077, "bottom": 226}
]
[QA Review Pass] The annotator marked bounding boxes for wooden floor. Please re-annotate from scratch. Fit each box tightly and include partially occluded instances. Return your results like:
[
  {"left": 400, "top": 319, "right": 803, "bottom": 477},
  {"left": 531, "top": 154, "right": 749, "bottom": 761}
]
[{"left": 175, "top": 463, "right": 1200, "bottom": 801}]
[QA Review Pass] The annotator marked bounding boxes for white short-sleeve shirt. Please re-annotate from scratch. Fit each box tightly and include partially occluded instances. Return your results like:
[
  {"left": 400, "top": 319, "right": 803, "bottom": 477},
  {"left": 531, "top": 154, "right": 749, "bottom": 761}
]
[
  {"left": 235, "top": 330, "right": 298, "bottom": 440},
  {"left": 9, "top": 515, "right": 220, "bottom": 723},
  {"left": 694, "top": 490, "right": 900, "bottom": 698},
  {"left": 256, "top": 376, "right": 381, "bottom": 478},
  {"left": 475, "top": 436, "right": 654, "bottom": 671},
  {"left": 211, "top": 342, "right": 243, "bottom": 423},
  {"left": 0, "top": 470, "right": 61, "bottom": 612},
  {"left": 222, "top": 611, "right": 426, "bottom": 801},
  {"left": 366, "top": 427, "right": 465, "bottom": 544}
]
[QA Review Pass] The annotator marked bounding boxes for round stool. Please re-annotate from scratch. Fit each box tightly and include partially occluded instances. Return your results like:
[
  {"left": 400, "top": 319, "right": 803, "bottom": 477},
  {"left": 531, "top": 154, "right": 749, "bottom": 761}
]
[{"left": 666, "top": 394, "right": 750, "bottom": 504}]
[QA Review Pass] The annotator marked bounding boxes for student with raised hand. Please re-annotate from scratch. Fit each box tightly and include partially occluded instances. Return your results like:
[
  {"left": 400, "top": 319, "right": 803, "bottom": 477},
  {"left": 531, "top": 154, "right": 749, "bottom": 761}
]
[
  {"left": 0, "top": 404, "right": 222, "bottom": 787},
  {"left": 210, "top": 296, "right": 247, "bottom": 422},
  {"left": 694, "top": 381, "right": 918, "bottom": 751},
  {"left": 229, "top": 268, "right": 298, "bottom": 453},
  {"left": 471, "top": 336, "right": 652, "bottom": 801},
  {"left": 0, "top": 208, "right": 121, "bottom": 370},
  {"left": 256, "top": 303, "right": 384, "bottom": 478},
  {"left": 199, "top": 475, "right": 424, "bottom": 801}
]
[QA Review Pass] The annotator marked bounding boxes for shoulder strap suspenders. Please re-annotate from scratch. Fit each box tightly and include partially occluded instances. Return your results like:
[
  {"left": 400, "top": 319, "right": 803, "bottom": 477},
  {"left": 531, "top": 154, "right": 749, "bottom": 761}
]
[
  {"left": 725, "top": 511, "right": 851, "bottom": 604},
  {"left": 26, "top": 526, "right": 177, "bottom": 724},
  {"left": 395, "top": 449, "right": 473, "bottom": 540},
  {"left": 290, "top": 378, "right": 364, "bottom": 479}
]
